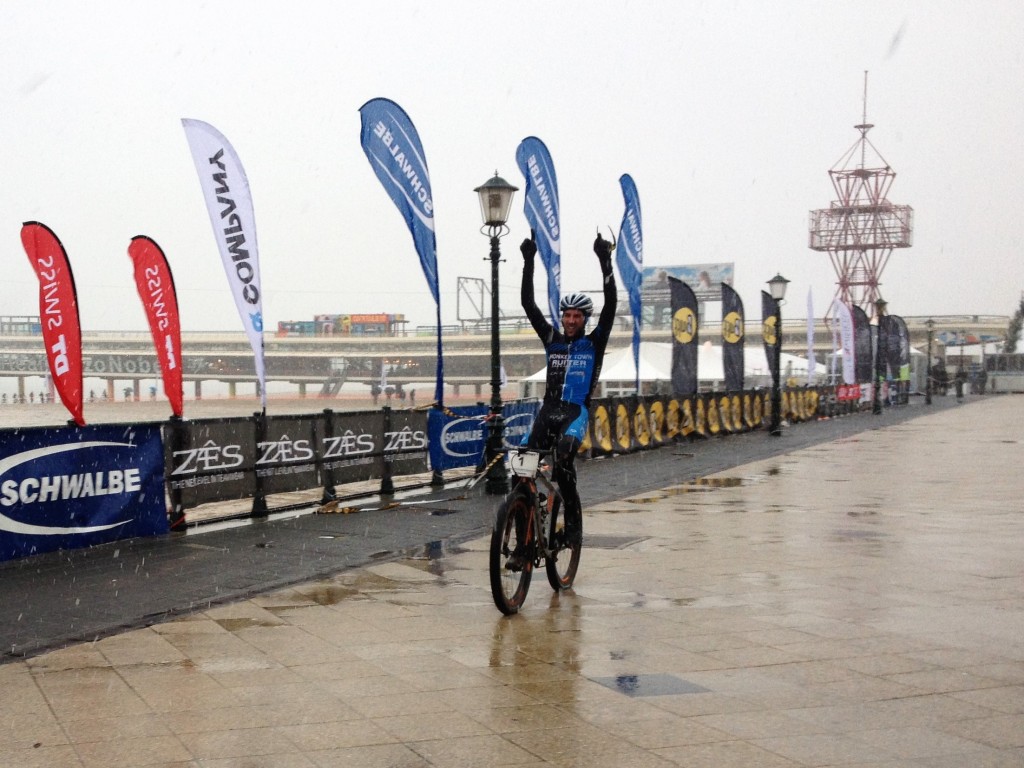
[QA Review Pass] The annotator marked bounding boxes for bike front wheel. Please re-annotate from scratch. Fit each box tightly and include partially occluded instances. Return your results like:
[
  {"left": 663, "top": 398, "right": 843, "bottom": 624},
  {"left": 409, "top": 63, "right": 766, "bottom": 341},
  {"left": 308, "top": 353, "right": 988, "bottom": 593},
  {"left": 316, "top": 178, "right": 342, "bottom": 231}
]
[
  {"left": 489, "top": 487, "right": 534, "bottom": 615},
  {"left": 545, "top": 496, "right": 581, "bottom": 591}
]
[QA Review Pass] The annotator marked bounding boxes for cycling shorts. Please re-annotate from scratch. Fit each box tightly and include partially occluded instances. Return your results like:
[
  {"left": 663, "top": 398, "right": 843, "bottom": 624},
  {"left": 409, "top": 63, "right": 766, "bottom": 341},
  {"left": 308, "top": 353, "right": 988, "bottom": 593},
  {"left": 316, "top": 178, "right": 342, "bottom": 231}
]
[{"left": 522, "top": 401, "right": 589, "bottom": 448}]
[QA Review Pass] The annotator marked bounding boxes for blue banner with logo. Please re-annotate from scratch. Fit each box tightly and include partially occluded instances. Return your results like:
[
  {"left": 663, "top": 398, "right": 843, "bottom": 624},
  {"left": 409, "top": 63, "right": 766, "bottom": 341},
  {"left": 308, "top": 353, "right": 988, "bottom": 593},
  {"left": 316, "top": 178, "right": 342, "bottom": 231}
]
[
  {"left": 359, "top": 98, "right": 444, "bottom": 404},
  {"left": 0, "top": 424, "right": 167, "bottom": 562},
  {"left": 616, "top": 174, "right": 644, "bottom": 392},
  {"left": 428, "top": 400, "right": 539, "bottom": 472},
  {"left": 515, "top": 137, "right": 561, "bottom": 329}
]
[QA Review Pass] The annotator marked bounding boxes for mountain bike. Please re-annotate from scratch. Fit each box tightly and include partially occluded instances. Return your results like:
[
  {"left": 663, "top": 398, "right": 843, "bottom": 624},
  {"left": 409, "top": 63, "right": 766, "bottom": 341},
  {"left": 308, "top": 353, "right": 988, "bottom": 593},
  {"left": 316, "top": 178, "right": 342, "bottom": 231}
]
[{"left": 489, "top": 447, "right": 582, "bottom": 615}]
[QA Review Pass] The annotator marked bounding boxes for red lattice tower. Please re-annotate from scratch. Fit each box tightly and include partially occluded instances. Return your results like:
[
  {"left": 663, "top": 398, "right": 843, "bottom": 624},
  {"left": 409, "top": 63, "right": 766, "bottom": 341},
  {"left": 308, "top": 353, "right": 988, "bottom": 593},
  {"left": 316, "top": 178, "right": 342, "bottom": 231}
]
[{"left": 809, "top": 77, "right": 913, "bottom": 318}]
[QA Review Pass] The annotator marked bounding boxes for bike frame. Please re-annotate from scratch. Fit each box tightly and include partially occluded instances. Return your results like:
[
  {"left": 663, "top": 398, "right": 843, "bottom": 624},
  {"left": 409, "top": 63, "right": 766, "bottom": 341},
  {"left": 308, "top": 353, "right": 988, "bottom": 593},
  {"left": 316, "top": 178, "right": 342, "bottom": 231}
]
[
  {"left": 490, "top": 445, "right": 581, "bottom": 614},
  {"left": 508, "top": 449, "right": 561, "bottom": 563}
]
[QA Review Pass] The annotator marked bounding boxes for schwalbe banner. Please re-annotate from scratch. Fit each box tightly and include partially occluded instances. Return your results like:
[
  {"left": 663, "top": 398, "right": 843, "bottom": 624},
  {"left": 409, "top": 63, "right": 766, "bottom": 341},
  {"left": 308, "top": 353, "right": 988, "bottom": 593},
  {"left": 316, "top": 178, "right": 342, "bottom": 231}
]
[
  {"left": 516, "top": 137, "right": 562, "bottom": 329},
  {"left": 358, "top": 98, "right": 444, "bottom": 404},
  {"left": 616, "top": 174, "right": 643, "bottom": 392},
  {"left": 427, "top": 401, "right": 539, "bottom": 472},
  {"left": 0, "top": 424, "right": 166, "bottom": 562}
]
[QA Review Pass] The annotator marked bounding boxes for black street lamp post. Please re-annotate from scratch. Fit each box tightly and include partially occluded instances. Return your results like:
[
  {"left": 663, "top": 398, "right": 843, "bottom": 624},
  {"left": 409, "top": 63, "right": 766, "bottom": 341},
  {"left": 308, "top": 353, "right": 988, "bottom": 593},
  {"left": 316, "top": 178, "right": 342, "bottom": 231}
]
[
  {"left": 872, "top": 298, "right": 888, "bottom": 415},
  {"left": 767, "top": 273, "right": 789, "bottom": 436},
  {"left": 474, "top": 172, "right": 518, "bottom": 495},
  {"left": 925, "top": 318, "right": 935, "bottom": 405}
]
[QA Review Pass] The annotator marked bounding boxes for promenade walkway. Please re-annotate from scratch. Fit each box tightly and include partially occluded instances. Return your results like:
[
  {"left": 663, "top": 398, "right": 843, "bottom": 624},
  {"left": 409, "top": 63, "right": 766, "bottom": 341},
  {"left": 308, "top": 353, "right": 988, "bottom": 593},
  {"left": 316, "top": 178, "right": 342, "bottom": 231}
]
[{"left": 0, "top": 396, "right": 1021, "bottom": 767}]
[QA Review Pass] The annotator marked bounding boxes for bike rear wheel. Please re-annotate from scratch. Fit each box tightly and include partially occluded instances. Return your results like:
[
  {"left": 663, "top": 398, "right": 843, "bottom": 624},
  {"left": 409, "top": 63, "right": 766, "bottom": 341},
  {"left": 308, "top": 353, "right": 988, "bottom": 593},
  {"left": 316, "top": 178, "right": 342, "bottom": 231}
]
[
  {"left": 545, "top": 496, "right": 581, "bottom": 591},
  {"left": 489, "top": 487, "right": 534, "bottom": 615}
]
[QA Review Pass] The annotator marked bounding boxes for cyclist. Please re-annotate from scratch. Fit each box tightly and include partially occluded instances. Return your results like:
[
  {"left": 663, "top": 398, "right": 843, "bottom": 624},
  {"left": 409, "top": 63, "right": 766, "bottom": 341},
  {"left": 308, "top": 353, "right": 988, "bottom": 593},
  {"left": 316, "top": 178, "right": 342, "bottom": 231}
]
[{"left": 512, "top": 230, "right": 617, "bottom": 565}]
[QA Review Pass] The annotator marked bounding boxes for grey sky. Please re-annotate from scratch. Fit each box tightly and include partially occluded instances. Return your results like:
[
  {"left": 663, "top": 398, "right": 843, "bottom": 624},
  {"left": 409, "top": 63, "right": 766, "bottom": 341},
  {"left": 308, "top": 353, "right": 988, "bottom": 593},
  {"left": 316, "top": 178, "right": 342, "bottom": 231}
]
[{"left": 2, "top": 0, "right": 1022, "bottom": 333}]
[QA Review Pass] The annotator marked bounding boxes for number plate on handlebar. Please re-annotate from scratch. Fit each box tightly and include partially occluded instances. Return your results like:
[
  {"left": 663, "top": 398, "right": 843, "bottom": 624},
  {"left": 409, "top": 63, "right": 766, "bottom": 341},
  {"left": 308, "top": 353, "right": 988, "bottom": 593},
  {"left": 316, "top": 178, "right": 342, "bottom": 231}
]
[{"left": 509, "top": 451, "right": 540, "bottom": 478}]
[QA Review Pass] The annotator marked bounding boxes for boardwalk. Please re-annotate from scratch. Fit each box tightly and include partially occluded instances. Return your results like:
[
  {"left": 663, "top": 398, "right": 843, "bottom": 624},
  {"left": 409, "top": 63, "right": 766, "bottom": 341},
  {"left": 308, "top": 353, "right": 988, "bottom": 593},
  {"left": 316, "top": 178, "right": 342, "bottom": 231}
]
[{"left": 0, "top": 396, "right": 1021, "bottom": 767}]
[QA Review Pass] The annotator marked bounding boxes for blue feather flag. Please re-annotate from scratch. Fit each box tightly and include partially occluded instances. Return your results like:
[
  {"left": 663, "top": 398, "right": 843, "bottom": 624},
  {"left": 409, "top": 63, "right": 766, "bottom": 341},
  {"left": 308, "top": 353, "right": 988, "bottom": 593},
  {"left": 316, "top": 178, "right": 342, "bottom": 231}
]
[
  {"left": 515, "top": 137, "right": 561, "bottom": 328},
  {"left": 359, "top": 98, "right": 444, "bottom": 403},
  {"left": 616, "top": 174, "right": 643, "bottom": 392}
]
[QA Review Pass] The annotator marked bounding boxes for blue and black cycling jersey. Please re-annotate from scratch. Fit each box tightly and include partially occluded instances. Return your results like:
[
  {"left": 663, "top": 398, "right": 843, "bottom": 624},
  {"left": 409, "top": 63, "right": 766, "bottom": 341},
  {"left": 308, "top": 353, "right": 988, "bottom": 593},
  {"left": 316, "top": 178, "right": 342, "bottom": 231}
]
[{"left": 521, "top": 252, "right": 617, "bottom": 443}]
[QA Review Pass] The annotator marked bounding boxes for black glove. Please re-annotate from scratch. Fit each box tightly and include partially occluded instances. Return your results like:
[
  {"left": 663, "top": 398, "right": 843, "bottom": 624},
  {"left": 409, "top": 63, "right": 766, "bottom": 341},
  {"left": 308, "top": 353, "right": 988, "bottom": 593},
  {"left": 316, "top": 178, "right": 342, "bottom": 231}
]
[
  {"left": 594, "top": 234, "right": 613, "bottom": 269},
  {"left": 520, "top": 234, "right": 537, "bottom": 259}
]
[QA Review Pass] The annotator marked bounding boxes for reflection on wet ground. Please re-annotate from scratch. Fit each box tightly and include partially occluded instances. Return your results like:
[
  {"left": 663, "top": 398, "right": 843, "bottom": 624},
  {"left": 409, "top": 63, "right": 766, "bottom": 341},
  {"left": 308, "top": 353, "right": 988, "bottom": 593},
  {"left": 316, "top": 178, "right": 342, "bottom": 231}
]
[
  {"left": 625, "top": 476, "right": 753, "bottom": 504},
  {"left": 2, "top": 397, "right": 1023, "bottom": 767},
  {"left": 591, "top": 673, "right": 711, "bottom": 697}
]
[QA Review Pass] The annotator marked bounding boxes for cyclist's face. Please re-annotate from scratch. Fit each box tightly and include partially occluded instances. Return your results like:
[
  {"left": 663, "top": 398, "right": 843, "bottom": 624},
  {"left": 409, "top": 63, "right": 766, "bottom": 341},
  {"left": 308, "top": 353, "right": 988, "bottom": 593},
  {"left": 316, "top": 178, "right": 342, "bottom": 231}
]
[{"left": 561, "top": 309, "right": 586, "bottom": 337}]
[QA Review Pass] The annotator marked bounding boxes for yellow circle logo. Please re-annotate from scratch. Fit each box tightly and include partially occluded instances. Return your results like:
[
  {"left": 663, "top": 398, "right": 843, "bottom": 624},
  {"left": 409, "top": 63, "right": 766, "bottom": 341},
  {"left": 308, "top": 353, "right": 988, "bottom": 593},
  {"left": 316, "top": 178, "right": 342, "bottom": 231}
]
[
  {"left": 592, "top": 406, "right": 612, "bottom": 452},
  {"left": 615, "top": 403, "right": 631, "bottom": 450},
  {"left": 672, "top": 307, "right": 696, "bottom": 343},
  {"left": 762, "top": 315, "right": 778, "bottom": 346},
  {"left": 722, "top": 311, "right": 744, "bottom": 344}
]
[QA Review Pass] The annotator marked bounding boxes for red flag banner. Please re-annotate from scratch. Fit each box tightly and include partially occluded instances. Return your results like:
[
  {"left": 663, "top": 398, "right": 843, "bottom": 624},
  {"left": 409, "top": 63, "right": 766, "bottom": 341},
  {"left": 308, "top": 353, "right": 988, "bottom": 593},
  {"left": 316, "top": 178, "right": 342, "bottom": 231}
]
[
  {"left": 20, "top": 222, "right": 85, "bottom": 425},
  {"left": 128, "top": 236, "right": 184, "bottom": 417}
]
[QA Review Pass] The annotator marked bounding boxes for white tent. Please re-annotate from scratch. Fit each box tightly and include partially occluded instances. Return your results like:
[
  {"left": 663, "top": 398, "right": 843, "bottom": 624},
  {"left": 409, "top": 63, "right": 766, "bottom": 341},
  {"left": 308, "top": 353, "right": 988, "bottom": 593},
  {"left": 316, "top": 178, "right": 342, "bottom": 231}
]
[{"left": 521, "top": 342, "right": 826, "bottom": 398}]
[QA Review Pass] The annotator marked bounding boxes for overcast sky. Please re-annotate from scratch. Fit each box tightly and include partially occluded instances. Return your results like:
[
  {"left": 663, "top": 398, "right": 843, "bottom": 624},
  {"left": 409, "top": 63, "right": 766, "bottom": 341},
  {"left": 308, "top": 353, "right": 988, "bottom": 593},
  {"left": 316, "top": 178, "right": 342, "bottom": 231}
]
[{"left": 2, "top": 1, "right": 1022, "bottom": 334}]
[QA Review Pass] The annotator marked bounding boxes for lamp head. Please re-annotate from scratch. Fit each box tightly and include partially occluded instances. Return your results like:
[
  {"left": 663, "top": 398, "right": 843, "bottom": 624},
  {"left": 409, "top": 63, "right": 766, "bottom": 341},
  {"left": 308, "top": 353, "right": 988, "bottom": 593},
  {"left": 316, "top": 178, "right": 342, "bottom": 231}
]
[
  {"left": 474, "top": 171, "right": 518, "bottom": 228},
  {"left": 767, "top": 273, "right": 789, "bottom": 302}
]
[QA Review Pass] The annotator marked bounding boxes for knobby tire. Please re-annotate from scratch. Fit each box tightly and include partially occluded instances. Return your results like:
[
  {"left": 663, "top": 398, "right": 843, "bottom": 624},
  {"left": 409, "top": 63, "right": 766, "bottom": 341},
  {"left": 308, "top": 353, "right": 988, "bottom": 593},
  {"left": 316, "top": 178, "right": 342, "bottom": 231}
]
[
  {"left": 489, "top": 486, "right": 534, "bottom": 615},
  {"left": 545, "top": 495, "right": 581, "bottom": 591}
]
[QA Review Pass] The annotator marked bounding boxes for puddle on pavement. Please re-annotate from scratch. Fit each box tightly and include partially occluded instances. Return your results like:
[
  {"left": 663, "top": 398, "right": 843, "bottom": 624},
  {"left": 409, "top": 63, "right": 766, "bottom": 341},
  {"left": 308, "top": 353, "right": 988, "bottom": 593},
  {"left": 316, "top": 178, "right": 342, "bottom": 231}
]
[
  {"left": 291, "top": 571, "right": 427, "bottom": 603},
  {"left": 585, "top": 590, "right": 698, "bottom": 610},
  {"left": 215, "top": 617, "right": 283, "bottom": 631},
  {"left": 302, "top": 584, "right": 361, "bottom": 605},
  {"left": 590, "top": 673, "right": 710, "bottom": 697},
  {"left": 625, "top": 477, "right": 748, "bottom": 504},
  {"left": 405, "top": 540, "right": 468, "bottom": 561}
]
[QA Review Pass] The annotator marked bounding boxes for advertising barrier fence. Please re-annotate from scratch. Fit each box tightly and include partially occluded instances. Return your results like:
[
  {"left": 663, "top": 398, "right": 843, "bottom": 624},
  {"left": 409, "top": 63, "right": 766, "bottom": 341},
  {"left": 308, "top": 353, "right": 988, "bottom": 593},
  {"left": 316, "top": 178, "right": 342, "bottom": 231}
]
[
  {"left": 0, "top": 423, "right": 167, "bottom": 561},
  {"left": 0, "top": 385, "right": 853, "bottom": 561},
  {"left": 164, "top": 408, "right": 429, "bottom": 526}
]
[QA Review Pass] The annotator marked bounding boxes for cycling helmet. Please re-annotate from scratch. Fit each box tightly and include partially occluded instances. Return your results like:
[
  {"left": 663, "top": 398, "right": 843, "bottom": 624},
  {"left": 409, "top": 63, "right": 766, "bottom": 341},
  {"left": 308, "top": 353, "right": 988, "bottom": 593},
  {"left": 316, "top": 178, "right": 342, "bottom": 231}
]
[{"left": 559, "top": 292, "right": 594, "bottom": 318}]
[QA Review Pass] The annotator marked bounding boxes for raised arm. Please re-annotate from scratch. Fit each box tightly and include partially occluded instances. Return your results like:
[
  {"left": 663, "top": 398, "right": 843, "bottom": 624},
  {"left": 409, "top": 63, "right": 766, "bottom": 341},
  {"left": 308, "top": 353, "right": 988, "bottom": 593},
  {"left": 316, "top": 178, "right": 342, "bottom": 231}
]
[
  {"left": 593, "top": 233, "right": 617, "bottom": 334},
  {"left": 520, "top": 234, "right": 553, "bottom": 340}
]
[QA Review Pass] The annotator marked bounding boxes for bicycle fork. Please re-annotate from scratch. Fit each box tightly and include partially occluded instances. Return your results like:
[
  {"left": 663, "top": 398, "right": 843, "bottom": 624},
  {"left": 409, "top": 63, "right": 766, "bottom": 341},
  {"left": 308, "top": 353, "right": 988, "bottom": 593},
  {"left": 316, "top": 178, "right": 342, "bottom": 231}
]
[{"left": 532, "top": 475, "right": 561, "bottom": 561}]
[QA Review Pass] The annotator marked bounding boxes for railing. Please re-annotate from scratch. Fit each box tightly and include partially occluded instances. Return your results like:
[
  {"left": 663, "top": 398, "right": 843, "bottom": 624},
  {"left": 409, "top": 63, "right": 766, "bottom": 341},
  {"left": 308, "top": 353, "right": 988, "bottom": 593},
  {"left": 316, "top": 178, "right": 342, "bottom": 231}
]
[{"left": 0, "top": 382, "right": 910, "bottom": 563}]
